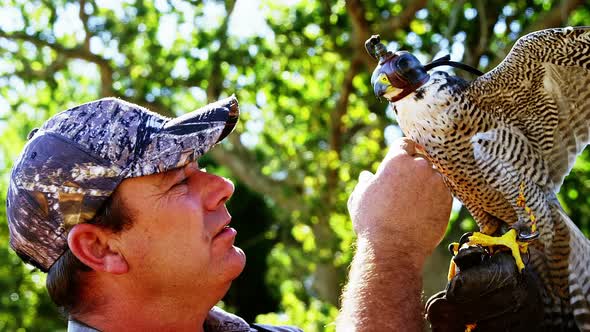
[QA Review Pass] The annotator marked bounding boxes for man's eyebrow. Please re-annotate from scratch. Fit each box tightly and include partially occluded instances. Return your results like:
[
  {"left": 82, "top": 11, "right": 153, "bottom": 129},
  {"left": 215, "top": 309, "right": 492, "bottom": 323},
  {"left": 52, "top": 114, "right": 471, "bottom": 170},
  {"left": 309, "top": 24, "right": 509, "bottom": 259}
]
[
  {"left": 157, "top": 161, "right": 199, "bottom": 188},
  {"left": 156, "top": 167, "right": 186, "bottom": 188}
]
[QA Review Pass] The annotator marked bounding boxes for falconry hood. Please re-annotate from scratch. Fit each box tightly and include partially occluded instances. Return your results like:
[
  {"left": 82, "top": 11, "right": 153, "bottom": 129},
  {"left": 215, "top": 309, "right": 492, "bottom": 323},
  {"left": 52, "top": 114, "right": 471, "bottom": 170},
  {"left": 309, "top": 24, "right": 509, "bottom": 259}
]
[{"left": 365, "top": 35, "right": 483, "bottom": 102}]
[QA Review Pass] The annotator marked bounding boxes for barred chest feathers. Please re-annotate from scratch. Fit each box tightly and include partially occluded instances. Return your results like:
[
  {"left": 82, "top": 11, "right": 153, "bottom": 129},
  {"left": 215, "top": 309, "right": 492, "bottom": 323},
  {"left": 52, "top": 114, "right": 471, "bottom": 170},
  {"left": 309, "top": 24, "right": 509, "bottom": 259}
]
[{"left": 392, "top": 73, "right": 463, "bottom": 148}]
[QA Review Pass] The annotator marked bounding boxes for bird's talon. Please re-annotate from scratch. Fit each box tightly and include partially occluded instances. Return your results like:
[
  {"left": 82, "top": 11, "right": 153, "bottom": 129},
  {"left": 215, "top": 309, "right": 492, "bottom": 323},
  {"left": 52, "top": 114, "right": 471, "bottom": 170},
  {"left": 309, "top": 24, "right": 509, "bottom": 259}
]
[
  {"left": 516, "top": 229, "right": 540, "bottom": 242},
  {"left": 448, "top": 242, "right": 460, "bottom": 256},
  {"left": 524, "top": 248, "right": 531, "bottom": 266},
  {"left": 459, "top": 232, "right": 473, "bottom": 248}
]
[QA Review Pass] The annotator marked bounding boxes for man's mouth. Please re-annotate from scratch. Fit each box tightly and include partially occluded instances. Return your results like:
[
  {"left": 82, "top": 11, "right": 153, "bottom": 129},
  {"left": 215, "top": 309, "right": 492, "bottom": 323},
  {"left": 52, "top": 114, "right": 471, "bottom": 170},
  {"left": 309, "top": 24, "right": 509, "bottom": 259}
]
[{"left": 214, "top": 221, "right": 234, "bottom": 238}]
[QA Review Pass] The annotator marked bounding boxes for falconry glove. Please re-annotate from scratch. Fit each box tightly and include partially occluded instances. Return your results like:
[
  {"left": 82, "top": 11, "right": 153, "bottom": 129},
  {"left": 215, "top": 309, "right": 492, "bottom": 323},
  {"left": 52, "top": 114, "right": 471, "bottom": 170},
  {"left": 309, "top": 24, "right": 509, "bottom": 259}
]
[{"left": 425, "top": 244, "right": 545, "bottom": 332}]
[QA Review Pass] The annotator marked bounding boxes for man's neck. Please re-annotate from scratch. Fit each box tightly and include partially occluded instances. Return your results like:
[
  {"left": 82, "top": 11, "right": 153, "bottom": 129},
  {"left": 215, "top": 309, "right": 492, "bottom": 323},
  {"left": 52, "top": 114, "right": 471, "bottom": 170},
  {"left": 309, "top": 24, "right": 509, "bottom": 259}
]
[
  {"left": 72, "top": 306, "right": 256, "bottom": 332},
  {"left": 77, "top": 300, "right": 207, "bottom": 331},
  {"left": 74, "top": 279, "right": 226, "bottom": 331}
]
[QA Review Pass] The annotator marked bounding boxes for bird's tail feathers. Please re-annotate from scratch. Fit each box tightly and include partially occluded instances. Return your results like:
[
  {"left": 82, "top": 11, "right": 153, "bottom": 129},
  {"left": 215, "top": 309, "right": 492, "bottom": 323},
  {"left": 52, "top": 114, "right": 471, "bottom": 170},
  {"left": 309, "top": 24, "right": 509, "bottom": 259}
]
[{"left": 554, "top": 207, "right": 590, "bottom": 331}]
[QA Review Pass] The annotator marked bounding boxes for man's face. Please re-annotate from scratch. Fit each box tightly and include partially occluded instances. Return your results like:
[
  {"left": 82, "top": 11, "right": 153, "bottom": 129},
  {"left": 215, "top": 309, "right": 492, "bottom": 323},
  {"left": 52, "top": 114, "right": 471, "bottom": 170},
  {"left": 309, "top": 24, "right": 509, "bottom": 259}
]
[{"left": 114, "top": 161, "right": 245, "bottom": 299}]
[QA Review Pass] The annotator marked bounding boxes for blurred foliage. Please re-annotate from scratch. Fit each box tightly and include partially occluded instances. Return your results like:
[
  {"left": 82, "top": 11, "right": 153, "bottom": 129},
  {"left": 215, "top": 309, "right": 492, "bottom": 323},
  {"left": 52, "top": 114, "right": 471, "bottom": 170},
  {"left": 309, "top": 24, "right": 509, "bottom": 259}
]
[{"left": 0, "top": 0, "right": 589, "bottom": 330}]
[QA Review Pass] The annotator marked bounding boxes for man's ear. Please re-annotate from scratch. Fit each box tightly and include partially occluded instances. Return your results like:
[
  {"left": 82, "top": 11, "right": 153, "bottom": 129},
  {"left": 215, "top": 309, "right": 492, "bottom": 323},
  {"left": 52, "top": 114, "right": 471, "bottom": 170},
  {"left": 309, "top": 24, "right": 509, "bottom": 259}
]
[{"left": 67, "top": 224, "right": 128, "bottom": 274}]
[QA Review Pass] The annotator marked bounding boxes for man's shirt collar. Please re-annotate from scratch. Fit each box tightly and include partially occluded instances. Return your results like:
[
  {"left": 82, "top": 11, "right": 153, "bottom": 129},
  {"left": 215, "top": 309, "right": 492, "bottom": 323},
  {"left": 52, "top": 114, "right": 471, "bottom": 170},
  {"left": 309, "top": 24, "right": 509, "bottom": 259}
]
[{"left": 68, "top": 306, "right": 253, "bottom": 332}]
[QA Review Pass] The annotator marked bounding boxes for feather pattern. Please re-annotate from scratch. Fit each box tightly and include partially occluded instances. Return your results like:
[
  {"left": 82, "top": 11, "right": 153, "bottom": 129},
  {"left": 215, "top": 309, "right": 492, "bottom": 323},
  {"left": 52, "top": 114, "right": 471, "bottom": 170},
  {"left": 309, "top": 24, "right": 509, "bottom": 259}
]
[{"left": 378, "top": 27, "right": 590, "bottom": 330}]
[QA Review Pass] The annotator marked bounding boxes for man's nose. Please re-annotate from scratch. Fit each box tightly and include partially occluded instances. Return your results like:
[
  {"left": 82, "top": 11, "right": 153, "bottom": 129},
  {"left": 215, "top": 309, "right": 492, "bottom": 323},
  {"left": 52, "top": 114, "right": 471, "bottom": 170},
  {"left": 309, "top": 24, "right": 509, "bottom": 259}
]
[{"left": 201, "top": 173, "right": 235, "bottom": 210}]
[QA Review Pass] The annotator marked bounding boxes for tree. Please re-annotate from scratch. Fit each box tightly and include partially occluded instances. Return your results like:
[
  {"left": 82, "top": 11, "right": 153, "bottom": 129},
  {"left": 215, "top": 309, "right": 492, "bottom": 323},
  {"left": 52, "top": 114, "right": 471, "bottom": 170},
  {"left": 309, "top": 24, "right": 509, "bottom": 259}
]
[{"left": 0, "top": 0, "right": 589, "bottom": 330}]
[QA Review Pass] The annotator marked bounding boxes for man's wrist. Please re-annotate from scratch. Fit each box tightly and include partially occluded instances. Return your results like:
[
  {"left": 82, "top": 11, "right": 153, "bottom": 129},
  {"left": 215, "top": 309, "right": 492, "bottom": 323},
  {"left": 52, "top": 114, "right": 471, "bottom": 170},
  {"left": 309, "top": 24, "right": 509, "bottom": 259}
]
[
  {"left": 357, "top": 228, "right": 434, "bottom": 273},
  {"left": 355, "top": 235, "right": 427, "bottom": 273}
]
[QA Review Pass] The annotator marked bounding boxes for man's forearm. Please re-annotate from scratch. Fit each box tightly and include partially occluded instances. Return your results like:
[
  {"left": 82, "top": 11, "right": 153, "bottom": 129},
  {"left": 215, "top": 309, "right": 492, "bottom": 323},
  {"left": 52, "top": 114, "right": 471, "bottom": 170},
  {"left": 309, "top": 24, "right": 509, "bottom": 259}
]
[
  {"left": 337, "top": 237, "right": 425, "bottom": 331},
  {"left": 340, "top": 139, "right": 451, "bottom": 331}
]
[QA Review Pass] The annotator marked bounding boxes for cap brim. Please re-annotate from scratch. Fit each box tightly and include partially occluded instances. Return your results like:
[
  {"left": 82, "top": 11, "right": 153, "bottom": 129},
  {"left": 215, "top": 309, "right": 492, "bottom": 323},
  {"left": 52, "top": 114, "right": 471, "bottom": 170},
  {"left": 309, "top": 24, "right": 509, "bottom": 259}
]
[
  {"left": 163, "top": 95, "right": 239, "bottom": 143},
  {"left": 125, "top": 95, "right": 240, "bottom": 177}
]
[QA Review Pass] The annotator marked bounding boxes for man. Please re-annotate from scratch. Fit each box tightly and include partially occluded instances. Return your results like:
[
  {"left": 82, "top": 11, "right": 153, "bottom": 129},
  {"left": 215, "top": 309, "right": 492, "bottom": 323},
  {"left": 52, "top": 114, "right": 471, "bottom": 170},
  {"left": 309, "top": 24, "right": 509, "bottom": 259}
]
[{"left": 6, "top": 96, "right": 452, "bottom": 331}]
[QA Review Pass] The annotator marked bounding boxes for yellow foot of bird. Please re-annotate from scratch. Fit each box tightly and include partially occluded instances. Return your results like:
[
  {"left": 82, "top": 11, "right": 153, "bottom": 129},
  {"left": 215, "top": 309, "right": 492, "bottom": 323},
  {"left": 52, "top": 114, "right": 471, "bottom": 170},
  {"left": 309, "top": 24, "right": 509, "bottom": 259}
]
[
  {"left": 447, "top": 242, "right": 460, "bottom": 280},
  {"left": 465, "top": 229, "right": 528, "bottom": 272},
  {"left": 516, "top": 181, "right": 539, "bottom": 237}
]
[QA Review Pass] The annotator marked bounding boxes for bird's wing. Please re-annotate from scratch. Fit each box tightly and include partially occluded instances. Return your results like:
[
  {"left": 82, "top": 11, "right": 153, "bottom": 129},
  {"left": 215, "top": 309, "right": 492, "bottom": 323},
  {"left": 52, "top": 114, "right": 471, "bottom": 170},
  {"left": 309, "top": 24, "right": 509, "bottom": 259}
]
[
  {"left": 470, "top": 124, "right": 554, "bottom": 226},
  {"left": 466, "top": 27, "right": 590, "bottom": 192}
]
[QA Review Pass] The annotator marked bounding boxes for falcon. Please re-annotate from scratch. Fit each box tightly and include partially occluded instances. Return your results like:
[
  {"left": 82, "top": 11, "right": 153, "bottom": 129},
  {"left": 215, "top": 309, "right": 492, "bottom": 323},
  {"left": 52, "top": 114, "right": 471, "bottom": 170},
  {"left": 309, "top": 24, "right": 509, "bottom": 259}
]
[{"left": 366, "top": 27, "right": 590, "bottom": 331}]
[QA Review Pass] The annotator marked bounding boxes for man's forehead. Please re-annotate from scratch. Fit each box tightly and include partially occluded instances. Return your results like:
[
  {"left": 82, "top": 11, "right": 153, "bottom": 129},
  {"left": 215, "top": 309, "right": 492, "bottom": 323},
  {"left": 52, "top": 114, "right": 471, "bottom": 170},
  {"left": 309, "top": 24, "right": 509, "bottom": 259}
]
[{"left": 119, "top": 161, "right": 197, "bottom": 188}]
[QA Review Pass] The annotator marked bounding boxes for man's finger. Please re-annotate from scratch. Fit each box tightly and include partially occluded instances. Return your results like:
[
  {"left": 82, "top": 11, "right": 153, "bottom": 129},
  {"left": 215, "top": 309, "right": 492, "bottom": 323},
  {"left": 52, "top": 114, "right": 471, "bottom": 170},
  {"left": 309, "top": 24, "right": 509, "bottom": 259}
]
[
  {"left": 347, "top": 170, "right": 375, "bottom": 213},
  {"left": 376, "top": 138, "right": 435, "bottom": 177},
  {"left": 386, "top": 137, "right": 417, "bottom": 158},
  {"left": 349, "top": 171, "right": 374, "bottom": 201},
  {"left": 376, "top": 138, "right": 419, "bottom": 175}
]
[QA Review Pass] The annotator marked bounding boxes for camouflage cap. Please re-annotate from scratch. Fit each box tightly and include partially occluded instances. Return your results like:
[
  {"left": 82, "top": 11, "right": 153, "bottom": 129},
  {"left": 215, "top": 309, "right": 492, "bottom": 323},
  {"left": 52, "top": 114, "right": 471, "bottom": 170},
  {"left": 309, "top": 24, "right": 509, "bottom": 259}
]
[{"left": 6, "top": 96, "right": 239, "bottom": 272}]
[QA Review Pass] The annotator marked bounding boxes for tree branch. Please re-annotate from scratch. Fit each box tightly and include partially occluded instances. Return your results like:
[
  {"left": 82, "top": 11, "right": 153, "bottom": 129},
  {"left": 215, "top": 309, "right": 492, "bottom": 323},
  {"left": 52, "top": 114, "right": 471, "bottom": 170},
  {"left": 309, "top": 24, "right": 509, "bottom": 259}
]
[
  {"left": 206, "top": 0, "right": 236, "bottom": 102},
  {"left": 319, "top": 2, "right": 334, "bottom": 36},
  {"left": 475, "top": 0, "right": 490, "bottom": 64},
  {"left": 346, "top": 0, "right": 428, "bottom": 70},
  {"left": 321, "top": 54, "right": 363, "bottom": 216},
  {"left": 446, "top": 0, "right": 466, "bottom": 41},
  {"left": 463, "top": 0, "right": 493, "bottom": 68},
  {"left": 0, "top": 30, "right": 115, "bottom": 97},
  {"left": 522, "top": 0, "right": 586, "bottom": 34},
  {"left": 485, "top": 0, "right": 586, "bottom": 70},
  {"left": 330, "top": 56, "right": 363, "bottom": 157},
  {"left": 345, "top": 0, "right": 374, "bottom": 69},
  {"left": 40, "top": 0, "right": 58, "bottom": 26},
  {"left": 13, "top": 56, "right": 68, "bottom": 83},
  {"left": 79, "top": 0, "right": 91, "bottom": 52},
  {"left": 375, "top": 0, "right": 428, "bottom": 37}
]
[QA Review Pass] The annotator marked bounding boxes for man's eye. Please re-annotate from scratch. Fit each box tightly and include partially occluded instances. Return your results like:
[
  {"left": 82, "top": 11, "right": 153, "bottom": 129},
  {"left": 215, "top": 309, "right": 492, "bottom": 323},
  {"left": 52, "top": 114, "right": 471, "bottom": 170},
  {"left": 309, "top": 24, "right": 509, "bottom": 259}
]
[{"left": 176, "top": 178, "right": 189, "bottom": 186}]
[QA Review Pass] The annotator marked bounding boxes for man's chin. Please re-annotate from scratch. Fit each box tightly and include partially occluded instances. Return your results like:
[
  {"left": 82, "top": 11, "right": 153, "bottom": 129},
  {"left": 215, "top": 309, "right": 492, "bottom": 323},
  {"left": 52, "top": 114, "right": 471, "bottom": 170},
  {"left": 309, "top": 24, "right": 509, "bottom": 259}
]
[{"left": 227, "top": 245, "right": 247, "bottom": 279}]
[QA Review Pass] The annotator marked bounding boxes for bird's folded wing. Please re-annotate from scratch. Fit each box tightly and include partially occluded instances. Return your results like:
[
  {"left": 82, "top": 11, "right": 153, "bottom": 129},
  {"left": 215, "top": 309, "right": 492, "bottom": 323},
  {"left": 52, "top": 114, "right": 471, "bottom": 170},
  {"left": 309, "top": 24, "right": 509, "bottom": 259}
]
[
  {"left": 470, "top": 125, "right": 550, "bottom": 189},
  {"left": 466, "top": 27, "right": 590, "bottom": 192}
]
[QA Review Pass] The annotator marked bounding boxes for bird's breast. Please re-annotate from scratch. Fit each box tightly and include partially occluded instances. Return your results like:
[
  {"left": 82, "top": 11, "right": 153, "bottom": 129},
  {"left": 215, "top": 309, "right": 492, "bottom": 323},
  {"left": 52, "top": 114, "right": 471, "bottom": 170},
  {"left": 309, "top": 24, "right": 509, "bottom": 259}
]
[{"left": 395, "top": 93, "right": 460, "bottom": 148}]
